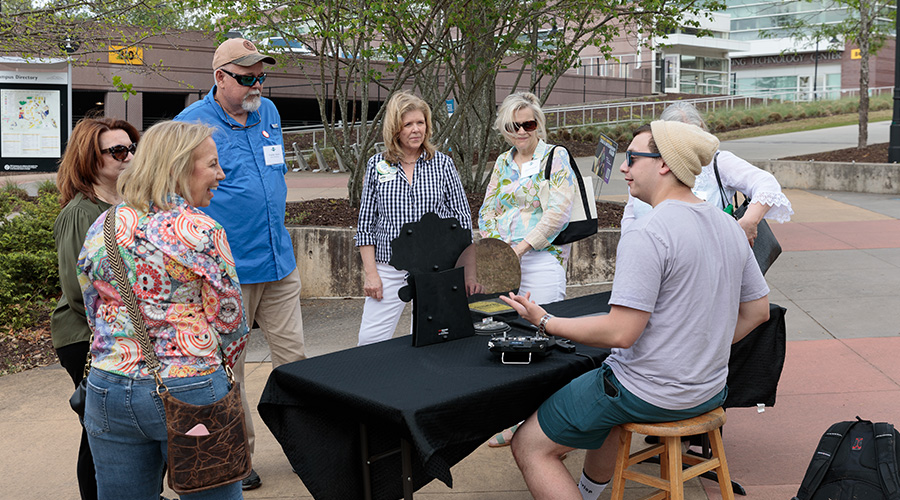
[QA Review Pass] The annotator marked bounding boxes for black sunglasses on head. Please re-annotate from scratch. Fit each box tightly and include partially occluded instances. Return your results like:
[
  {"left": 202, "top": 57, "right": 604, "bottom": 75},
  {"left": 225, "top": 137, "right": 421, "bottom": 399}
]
[
  {"left": 625, "top": 151, "right": 662, "bottom": 167},
  {"left": 102, "top": 143, "right": 137, "bottom": 161},
  {"left": 220, "top": 68, "right": 267, "bottom": 86},
  {"left": 507, "top": 120, "right": 538, "bottom": 133}
]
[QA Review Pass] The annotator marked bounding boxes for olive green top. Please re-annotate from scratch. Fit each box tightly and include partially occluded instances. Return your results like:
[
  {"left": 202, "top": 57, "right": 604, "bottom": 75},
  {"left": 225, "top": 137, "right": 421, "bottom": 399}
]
[{"left": 50, "top": 192, "right": 110, "bottom": 349}]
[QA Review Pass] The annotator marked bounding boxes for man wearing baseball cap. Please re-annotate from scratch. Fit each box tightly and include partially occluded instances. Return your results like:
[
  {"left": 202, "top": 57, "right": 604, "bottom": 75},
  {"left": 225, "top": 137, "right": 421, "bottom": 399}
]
[
  {"left": 499, "top": 121, "right": 771, "bottom": 500},
  {"left": 175, "top": 38, "right": 305, "bottom": 491}
]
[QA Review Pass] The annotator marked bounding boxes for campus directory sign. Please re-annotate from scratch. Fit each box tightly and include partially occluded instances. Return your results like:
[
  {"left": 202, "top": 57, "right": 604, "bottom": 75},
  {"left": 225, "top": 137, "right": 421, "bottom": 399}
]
[{"left": 0, "top": 58, "right": 70, "bottom": 173}]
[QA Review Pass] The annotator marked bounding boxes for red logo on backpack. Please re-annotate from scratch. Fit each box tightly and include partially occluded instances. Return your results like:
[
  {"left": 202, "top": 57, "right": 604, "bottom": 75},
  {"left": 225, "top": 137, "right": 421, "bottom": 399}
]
[{"left": 852, "top": 437, "right": 864, "bottom": 450}]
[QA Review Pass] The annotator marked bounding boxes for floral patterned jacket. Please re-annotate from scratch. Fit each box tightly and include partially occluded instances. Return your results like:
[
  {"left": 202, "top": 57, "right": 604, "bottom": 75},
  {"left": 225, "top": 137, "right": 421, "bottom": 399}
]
[
  {"left": 77, "top": 195, "right": 248, "bottom": 379},
  {"left": 478, "top": 140, "right": 576, "bottom": 266}
]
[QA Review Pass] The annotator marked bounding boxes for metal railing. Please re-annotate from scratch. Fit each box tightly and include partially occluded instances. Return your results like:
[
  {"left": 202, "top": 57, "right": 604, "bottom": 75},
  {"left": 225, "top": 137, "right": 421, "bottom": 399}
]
[
  {"left": 541, "top": 86, "right": 894, "bottom": 131},
  {"left": 281, "top": 85, "right": 894, "bottom": 163}
]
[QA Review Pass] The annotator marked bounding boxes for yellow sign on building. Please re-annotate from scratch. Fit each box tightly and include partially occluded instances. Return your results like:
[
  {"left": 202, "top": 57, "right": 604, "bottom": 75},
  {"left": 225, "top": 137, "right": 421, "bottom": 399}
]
[
  {"left": 851, "top": 49, "right": 861, "bottom": 59},
  {"left": 108, "top": 46, "right": 143, "bottom": 65}
]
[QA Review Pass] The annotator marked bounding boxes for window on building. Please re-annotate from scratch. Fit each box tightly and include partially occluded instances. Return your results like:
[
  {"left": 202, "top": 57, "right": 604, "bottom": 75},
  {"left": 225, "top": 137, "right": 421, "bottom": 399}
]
[{"left": 72, "top": 91, "right": 105, "bottom": 124}]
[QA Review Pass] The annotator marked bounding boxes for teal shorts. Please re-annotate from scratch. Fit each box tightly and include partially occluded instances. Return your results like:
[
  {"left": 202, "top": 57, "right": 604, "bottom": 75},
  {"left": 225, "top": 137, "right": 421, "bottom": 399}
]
[{"left": 537, "top": 363, "right": 727, "bottom": 450}]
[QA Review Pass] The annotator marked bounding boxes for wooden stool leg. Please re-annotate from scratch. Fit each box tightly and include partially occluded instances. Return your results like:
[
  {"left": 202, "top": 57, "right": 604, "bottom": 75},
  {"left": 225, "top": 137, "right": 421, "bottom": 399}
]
[
  {"left": 610, "top": 429, "right": 632, "bottom": 500},
  {"left": 708, "top": 429, "right": 735, "bottom": 500},
  {"left": 664, "top": 436, "right": 684, "bottom": 500}
]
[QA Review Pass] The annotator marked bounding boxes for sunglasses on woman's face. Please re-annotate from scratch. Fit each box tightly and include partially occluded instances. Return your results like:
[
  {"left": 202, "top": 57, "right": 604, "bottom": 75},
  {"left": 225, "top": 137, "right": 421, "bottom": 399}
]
[
  {"left": 102, "top": 143, "right": 137, "bottom": 161},
  {"left": 508, "top": 120, "right": 538, "bottom": 133}
]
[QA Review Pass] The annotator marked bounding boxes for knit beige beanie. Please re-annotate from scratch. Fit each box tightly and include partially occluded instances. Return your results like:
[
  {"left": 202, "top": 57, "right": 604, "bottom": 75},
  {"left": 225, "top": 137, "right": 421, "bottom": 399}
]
[{"left": 649, "top": 120, "right": 719, "bottom": 188}]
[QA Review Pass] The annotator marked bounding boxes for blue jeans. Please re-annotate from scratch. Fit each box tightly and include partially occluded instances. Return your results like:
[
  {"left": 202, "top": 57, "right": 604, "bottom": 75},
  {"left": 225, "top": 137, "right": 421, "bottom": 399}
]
[{"left": 84, "top": 367, "right": 243, "bottom": 500}]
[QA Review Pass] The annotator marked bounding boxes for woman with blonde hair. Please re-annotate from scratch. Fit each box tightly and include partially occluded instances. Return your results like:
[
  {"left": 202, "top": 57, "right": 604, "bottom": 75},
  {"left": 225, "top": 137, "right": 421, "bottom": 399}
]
[
  {"left": 52, "top": 116, "right": 139, "bottom": 500},
  {"left": 355, "top": 90, "right": 471, "bottom": 345},
  {"left": 479, "top": 92, "right": 576, "bottom": 306},
  {"left": 78, "top": 120, "right": 248, "bottom": 500},
  {"left": 479, "top": 92, "right": 576, "bottom": 448}
]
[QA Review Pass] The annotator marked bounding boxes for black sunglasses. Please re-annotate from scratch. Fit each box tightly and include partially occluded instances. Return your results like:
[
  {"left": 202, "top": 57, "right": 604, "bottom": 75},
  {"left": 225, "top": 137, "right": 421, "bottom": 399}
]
[
  {"left": 220, "top": 68, "right": 267, "bottom": 87},
  {"left": 102, "top": 143, "right": 137, "bottom": 161},
  {"left": 508, "top": 120, "right": 538, "bottom": 132},
  {"left": 625, "top": 151, "right": 662, "bottom": 166}
]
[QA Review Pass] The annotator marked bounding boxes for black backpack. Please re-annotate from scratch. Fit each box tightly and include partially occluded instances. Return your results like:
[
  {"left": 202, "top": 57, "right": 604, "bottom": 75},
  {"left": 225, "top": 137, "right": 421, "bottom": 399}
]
[{"left": 793, "top": 417, "right": 900, "bottom": 500}]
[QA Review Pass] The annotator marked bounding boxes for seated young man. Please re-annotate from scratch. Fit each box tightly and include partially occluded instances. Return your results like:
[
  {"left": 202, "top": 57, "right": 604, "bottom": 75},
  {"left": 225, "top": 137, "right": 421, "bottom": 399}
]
[{"left": 500, "top": 120, "right": 771, "bottom": 500}]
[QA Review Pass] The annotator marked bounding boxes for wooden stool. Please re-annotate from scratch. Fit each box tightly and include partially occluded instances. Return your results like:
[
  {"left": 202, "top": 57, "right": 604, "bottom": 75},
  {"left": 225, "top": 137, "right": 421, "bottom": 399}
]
[{"left": 610, "top": 407, "right": 734, "bottom": 500}]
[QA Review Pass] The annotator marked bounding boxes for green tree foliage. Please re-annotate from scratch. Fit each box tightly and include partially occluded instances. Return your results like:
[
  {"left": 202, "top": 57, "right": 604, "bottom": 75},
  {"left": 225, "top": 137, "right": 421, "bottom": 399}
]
[
  {"left": 766, "top": 0, "right": 896, "bottom": 148},
  {"left": 0, "top": 0, "right": 209, "bottom": 78},
  {"left": 199, "top": 0, "right": 725, "bottom": 202}
]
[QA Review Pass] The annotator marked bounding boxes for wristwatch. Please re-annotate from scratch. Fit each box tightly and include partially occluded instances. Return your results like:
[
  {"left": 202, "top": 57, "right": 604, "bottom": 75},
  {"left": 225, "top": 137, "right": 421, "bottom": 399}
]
[{"left": 538, "top": 313, "right": 554, "bottom": 337}]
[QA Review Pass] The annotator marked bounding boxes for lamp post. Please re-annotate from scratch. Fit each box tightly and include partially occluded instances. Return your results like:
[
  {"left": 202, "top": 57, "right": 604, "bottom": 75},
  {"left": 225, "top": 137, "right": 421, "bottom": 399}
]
[
  {"left": 813, "top": 39, "right": 820, "bottom": 101},
  {"left": 890, "top": 0, "right": 900, "bottom": 162}
]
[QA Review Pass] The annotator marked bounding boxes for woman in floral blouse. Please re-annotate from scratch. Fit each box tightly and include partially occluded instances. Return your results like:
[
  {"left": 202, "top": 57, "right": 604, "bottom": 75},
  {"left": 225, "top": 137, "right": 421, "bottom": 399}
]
[
  {"left": 77, "top": 121, "right": 248, "bottom": 500},
  {"left": 479, "top": 92, "right": 576, "bottom": 306}
]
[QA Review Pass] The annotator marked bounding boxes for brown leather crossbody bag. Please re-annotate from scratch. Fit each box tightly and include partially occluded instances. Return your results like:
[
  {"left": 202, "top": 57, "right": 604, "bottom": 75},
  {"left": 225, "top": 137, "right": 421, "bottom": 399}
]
[{"left": 103, "top": 208, "right": 251, "bottom": 494}]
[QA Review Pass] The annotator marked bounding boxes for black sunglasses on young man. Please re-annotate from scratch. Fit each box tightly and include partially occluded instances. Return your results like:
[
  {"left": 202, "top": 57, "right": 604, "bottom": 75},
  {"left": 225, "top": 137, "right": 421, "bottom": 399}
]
[
  {"left": 508, "top": 120, "right": 538, "bottom": 133},
  {"left": 220, "top": 68, "right": 267, "bottom": 87},
  {"left": 625, "top": 151, "right": 662, "bottom": 167},
  {"left": 102, "top": 143, "right": 137, "bottom": 161}
]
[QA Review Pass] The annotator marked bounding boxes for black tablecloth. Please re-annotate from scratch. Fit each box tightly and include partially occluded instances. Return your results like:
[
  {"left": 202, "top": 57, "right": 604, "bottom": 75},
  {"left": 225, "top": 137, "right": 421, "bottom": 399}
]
[
  {"left": 257, "top": 292, "right": 786, "bottom": 500},
  {"left": 258, "top": 301, "right": 611, "bottom": 500}
]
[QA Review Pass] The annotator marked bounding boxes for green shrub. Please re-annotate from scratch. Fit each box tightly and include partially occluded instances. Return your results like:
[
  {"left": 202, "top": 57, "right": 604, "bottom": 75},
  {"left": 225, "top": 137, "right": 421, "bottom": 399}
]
[
  {"left": 1, "top": 181, "right": 29, "bottom": 201},
  {"left": 0, "top": 191, "right": 61, "bottom": 330},
  {"left": 36, "top": 180, "right": 58, "bottom": 197}
]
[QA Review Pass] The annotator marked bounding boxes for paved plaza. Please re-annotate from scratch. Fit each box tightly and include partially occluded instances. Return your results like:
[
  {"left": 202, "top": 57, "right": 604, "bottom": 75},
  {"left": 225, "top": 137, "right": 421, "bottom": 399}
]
[{"left": 2, "top": 122, "right": 900, "bottom": 499}]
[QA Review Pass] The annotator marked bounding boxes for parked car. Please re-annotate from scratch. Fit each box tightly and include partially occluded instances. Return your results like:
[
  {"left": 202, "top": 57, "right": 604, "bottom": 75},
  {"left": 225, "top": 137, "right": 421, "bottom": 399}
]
[{"left": 259, "top": 36, "right": 312, "bottom": 54}]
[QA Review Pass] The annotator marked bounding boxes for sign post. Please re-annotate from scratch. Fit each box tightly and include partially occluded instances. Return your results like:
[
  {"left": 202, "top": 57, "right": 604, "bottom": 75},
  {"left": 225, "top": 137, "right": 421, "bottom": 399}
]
[{"left": 0, "top": 57, "right": 71, "bottom": 173}]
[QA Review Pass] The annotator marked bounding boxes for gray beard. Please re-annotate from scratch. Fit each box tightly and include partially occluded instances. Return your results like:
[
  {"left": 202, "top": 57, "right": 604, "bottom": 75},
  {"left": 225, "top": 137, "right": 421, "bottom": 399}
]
[{"left": 242, "top": 93, "right": 261, "bottom": 113}]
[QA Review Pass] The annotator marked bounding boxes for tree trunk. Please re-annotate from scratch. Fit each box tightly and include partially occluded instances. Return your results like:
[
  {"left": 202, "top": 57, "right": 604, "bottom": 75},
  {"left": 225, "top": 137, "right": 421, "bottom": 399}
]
[{"left": 857, "top": 0, "right": 871, "bottom": 148}]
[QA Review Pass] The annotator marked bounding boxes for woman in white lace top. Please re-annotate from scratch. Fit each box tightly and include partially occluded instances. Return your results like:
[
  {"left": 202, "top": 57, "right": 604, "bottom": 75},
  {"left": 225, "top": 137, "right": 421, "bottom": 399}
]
[{"left": 621, "top": 102, "right": 793, "bottom": 246}]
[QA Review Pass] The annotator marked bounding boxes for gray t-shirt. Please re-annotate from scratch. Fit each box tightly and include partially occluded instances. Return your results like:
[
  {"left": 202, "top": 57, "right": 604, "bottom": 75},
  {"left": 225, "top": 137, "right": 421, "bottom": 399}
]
[{"left": 606, "top": 199, "right": 769, "bottom": 410}]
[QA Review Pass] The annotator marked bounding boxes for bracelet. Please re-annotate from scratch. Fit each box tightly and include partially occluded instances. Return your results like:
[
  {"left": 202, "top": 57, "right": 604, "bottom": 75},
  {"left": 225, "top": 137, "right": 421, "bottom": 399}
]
[{"left": 538, "top": 313, "right": 554, "bottom": 336}]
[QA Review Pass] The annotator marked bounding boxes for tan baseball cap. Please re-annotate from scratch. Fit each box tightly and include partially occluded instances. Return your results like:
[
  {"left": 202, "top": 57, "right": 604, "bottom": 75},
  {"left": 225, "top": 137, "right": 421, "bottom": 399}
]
[{"left": 212, "top": 38, "right": 276, "bottom": 70}]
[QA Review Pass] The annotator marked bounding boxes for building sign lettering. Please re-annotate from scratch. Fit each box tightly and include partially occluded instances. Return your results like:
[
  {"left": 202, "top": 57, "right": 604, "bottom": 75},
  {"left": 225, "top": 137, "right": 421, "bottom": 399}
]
[
  {"left": 108, "top": 46, "right": 144, "bottom": 65},
  {"left": 732, "top": 52, "right": 842, "bottom": 67}
]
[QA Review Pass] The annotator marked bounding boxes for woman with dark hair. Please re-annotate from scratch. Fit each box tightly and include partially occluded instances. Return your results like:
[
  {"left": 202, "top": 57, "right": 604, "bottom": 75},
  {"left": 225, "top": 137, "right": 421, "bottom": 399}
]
[
  {"left": 355, "top": 90, "right": 471, "bottom": 346},
  {"left": 51, "top": 116, "right": 139, "bottom": 500}
]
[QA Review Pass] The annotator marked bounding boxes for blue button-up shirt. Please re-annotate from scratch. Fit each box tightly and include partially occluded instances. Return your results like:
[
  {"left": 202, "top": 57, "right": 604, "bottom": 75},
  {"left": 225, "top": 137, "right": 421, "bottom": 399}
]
[{"left": 174, "top": 87, "right": 295, "bottom": 285}]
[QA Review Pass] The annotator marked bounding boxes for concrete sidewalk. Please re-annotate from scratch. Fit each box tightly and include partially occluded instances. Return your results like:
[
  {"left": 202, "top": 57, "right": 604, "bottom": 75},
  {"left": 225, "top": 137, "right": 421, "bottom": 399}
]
[{"left": 3, "top": 124, "right": 900, "bottom": 499}]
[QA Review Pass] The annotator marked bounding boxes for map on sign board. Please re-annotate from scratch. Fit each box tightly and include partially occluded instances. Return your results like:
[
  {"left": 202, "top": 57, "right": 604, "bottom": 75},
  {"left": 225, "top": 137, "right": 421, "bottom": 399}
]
[
  {"left": 593, "top": 132, "right": 617, "bottom": 184},
  {"left": 0, "top": 89, "right": 61, "bottom": 158}
]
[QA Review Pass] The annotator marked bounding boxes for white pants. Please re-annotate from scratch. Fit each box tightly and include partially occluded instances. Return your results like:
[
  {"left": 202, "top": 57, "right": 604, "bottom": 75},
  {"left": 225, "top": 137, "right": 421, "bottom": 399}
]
[
  {"left": 358, "top": 263, "right": 409, "bottom": 346},
  {"left": 519, "top": 250, "right": 567, "bottom": 305}
]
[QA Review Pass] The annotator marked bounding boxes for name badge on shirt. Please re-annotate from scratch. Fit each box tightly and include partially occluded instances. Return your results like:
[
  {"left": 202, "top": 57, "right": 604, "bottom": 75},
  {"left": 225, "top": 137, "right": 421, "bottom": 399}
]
[
  {"left": 263, "top": 145, "right": 284, "bottom": 166},
  {"left": 520, "top": 159, "right": 540, "bottom": 177},
  {"left": 376, "top": 160, "right": 398, "bottom": 183}
]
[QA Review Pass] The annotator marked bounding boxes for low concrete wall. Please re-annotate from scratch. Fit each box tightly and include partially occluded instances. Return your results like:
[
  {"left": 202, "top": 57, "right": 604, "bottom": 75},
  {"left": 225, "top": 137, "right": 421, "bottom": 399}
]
[
  {"left": 288, "top": 226, "right": 621, "bottom": 298},
  {"left": 755, "top": 160, "right": 900, "bottom": 194}
]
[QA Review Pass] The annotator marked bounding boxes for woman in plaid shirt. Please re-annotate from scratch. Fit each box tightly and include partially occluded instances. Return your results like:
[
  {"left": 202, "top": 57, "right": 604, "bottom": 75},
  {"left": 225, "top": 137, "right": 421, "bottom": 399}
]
[{"left": 354, "top": 91, "right": 471, "bottom": 346}]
